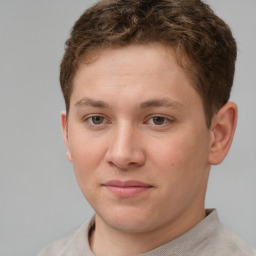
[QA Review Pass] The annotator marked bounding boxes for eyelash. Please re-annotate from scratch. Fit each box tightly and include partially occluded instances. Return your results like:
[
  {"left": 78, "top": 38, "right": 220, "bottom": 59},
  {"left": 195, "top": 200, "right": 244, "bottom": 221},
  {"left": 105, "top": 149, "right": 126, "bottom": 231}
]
[
  {"left": 83, "top": 115, "right": 173, "bottom": 128},
  {"left": 85, "top": 115, "right": 109, "bottom": 126},
  {"left": 145, "top": 116, "right": 173, "bottom": 126}
]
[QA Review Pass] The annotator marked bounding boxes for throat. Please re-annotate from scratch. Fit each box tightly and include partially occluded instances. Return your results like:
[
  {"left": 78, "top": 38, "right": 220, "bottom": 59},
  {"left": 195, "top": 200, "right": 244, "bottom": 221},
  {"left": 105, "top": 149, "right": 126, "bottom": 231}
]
[
  {"left": 89, "top": 208, "right": 206, "bottom": 256},
  {"left": 89, "top": 215, "right": 162, "bottom": 256}
]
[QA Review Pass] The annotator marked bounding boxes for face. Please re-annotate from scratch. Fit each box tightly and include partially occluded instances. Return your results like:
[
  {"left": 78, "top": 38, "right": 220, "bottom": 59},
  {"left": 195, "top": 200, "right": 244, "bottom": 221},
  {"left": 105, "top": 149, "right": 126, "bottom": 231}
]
[{"left": 62, "top": 44, "right": 213, "bottom": 235}]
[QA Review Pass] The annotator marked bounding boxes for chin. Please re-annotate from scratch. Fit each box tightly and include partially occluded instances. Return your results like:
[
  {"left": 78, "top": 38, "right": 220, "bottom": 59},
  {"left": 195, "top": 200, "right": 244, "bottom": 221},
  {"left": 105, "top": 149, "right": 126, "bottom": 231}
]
[{"left": 97, "top": 207, "right": 157, "bottom": 233}]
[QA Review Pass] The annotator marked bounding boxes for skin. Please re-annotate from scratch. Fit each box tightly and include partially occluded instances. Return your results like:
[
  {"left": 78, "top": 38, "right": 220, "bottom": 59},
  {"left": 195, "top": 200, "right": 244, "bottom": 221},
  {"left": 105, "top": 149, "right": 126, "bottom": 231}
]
[{"left": 61, "top": 44, "right": 237, "bottom": 256}]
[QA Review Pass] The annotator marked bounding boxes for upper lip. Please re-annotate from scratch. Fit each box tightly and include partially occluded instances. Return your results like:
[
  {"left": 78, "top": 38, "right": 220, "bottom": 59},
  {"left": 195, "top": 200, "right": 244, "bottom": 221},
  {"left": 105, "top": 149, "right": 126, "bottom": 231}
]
[{"left": 103, "top": 180, "right": 153, "bottom": 187}]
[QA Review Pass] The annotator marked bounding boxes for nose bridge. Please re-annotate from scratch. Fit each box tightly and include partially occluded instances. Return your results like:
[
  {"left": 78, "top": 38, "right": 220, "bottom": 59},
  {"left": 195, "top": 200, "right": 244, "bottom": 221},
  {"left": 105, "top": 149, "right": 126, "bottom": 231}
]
[{"left": 105, "top": 121, "right": 145, "bottom": 168}]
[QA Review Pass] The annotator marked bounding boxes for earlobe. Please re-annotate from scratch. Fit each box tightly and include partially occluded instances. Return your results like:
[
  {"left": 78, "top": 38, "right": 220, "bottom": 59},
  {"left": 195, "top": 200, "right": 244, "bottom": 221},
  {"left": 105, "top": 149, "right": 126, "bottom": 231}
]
[
  {"left": 208, "top": 102, "right": 238, "bottom": 165},
  {"left": 61, "top": 111, "right": 73, "bottom": 162}
]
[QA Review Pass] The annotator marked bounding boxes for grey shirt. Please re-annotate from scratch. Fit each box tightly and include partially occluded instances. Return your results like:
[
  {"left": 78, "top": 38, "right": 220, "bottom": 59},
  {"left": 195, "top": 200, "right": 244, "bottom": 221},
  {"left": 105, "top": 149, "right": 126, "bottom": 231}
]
[{"left": 38, "top": 209, "right": 254, "bottom": 256}]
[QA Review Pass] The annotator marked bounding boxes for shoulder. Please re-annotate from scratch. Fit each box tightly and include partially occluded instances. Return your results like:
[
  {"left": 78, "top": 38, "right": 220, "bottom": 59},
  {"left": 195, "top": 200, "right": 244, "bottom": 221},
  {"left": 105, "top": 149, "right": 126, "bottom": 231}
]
[
  {"left": 37, "top": 217, "right": 95, "bottom": 256},
  {"left": 37, "top": 229, "right": 77, "bottom": 256},
  {"left": 179, "top": 209, "right": 254, "bottom": 256},
  {"left": 212, "top": 225, "right": 255, "bottom": 256},
  {"left": 199, "top": 209, "right": 254, "bottom": 256},
  {"left": 191, "top": 209, "right": 254, "bottom": 255}
]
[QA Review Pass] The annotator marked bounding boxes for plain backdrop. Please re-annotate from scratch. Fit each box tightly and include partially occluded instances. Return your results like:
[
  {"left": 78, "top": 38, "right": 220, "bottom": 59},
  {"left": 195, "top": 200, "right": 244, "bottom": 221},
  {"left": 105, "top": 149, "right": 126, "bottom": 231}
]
[{"left": 0, "top": 0, "right": 255, "bottom": 255}]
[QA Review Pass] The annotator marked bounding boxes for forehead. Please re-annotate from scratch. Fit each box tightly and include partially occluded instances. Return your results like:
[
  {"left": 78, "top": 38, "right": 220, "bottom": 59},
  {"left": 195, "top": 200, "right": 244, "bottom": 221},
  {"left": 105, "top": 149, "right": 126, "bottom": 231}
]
[
  {"left": 79, "top": 44, "right": 176, "bottom": 73},
  {"left": 71, "top": 44, "right": 202, "bottom": 112},
  {"left": 74, "top": 44, "right": 188, "bottom": 87}
]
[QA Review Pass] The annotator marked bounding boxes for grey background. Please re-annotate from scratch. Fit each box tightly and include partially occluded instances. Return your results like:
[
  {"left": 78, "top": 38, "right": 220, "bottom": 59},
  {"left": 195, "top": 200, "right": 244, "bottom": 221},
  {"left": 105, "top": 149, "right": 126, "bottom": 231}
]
[{"left": 0, "top": 0, "right": 255, "bottom": 255}]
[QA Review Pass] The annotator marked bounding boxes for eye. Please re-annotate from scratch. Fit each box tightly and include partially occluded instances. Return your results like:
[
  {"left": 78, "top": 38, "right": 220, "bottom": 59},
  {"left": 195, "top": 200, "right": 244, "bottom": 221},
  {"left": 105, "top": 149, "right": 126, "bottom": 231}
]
[
  {"left": 88, "top": 116, "right": 105, "bottom": 125},
  {"left": 148, "top": 116, "right": 171, "bottom": 125}
]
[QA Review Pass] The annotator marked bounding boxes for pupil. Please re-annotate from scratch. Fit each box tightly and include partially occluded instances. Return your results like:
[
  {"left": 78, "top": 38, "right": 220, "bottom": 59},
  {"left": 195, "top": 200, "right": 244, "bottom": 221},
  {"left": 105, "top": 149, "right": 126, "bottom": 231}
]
[
  {"left": 92, "top": 116, "right": 103, "bottom": 124},
  {"left": 153, "top": 117, "right": 164, "bottom": 125}
]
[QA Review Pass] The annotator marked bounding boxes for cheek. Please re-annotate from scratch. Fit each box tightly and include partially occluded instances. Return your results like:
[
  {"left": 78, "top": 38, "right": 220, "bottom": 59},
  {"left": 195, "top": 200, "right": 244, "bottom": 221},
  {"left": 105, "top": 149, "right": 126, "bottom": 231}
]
[
  {"left": 151, "top": 136, "right": 210, "bottom": 212},
  {"left": 69, "top": 139, "right": 104, "bottom": 201},
  {"left": 69, "top": 134, "right": 106, "bottom": 178},
  {"left": 150, "top": 130, "right": 210, "bottom": 181}
]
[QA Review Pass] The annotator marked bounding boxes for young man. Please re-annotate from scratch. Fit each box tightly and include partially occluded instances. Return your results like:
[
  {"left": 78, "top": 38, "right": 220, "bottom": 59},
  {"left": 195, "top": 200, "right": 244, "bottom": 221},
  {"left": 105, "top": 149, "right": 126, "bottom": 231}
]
[{"left": 38, "top": 0, "right": 254, "bottom": 255}]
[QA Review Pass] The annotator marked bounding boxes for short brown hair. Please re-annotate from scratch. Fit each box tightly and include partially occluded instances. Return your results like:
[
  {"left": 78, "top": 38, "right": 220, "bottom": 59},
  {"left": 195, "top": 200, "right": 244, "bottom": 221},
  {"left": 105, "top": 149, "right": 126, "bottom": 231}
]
[{"left": 60, "top": 0, "right": 237, "bottom": 126}]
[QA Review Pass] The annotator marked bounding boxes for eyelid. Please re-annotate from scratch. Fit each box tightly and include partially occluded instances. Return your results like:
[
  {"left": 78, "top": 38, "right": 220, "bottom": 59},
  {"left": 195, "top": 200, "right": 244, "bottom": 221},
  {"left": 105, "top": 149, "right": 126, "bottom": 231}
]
[
  {"left": 83, "top": 114, "right": 110, "bottom": 126},
  {"left": 81, "top": 114, "right": 174, "bottom": 127},
  {"left": 145, "top": 115, "right": 175, "bottom": 126}
]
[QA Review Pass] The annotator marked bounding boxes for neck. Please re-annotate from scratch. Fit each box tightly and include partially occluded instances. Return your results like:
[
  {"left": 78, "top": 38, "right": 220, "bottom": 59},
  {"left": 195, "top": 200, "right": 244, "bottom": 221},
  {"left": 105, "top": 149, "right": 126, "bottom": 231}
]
[{"left": 90, "top": 208, "right": 206, "bottom": 256}]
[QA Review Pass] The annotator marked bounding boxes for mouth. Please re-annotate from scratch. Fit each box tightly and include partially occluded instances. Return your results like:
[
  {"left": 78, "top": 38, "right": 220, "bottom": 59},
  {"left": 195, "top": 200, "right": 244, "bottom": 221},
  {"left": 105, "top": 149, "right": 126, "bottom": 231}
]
[{"left": 102, "top": 180, "right": 154, "bottom": 198}]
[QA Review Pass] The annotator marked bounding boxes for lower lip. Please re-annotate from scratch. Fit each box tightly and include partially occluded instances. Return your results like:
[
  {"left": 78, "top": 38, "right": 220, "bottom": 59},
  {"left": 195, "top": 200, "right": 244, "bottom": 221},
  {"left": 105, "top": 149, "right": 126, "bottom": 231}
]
[{"left": 104, "top": 186, "right": 152, "bottom": 198}]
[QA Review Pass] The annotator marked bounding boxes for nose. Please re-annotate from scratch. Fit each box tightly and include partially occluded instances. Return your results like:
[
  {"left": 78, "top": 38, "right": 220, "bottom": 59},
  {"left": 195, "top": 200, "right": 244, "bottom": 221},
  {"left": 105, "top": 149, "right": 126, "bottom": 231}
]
[{"left": 104, "top": 123, "right": 146, "bottom": 169}]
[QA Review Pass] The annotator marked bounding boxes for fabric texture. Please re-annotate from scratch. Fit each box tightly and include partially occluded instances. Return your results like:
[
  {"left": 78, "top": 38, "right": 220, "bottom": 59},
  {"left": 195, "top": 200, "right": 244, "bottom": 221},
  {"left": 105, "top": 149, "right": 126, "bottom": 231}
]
[{"left": 38, "top": 209, "right": 254, "bottom": 256}]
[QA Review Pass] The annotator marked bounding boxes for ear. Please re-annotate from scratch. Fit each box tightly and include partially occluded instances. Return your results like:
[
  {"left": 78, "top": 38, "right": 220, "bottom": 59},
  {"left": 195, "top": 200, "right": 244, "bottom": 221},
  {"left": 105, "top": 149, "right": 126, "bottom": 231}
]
[
  {"left": 61, "top": 111, "right": 72, "bottom": 162},
  {"left": 208, "top": 102, "right": 238, "bottom": 165}
]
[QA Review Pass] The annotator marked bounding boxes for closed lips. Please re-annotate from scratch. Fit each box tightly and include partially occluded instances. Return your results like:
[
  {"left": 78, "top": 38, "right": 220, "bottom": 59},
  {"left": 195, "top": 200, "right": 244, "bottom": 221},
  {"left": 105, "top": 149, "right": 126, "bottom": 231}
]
[{"left": 103, "top": 180, "right": 153, "bottom": 188}]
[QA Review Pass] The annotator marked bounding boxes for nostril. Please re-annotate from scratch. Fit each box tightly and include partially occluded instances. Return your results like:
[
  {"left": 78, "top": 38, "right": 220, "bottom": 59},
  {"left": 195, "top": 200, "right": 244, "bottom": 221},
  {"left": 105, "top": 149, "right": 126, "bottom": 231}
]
[
  {"left": 106, "top": 159, "right": 140, "bottom": 169},
  {"left": 128, "top": 162, "right": 137, "bottom": 166},
  {"left": 108, "top": 161, "right": 115, "bottom": 167}
]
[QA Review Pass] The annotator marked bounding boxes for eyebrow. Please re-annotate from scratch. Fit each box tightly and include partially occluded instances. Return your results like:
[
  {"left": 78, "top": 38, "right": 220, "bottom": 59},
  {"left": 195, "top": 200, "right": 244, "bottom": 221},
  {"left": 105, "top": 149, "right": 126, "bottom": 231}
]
[
  {"left": 75, "top": 97, "right": 110, "bottom": 109},
  {"left": 139, "top": 98, "right": 184, "bottom": 110},
  {"left": 74, "top": 97, "right": 184, "bottom": 110}
]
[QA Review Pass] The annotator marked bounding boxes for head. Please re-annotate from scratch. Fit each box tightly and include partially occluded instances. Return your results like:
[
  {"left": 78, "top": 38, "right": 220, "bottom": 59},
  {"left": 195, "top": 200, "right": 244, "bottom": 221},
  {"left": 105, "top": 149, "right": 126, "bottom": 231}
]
[
  {"left": 60, "top": 0, "right": 237, "bottom": 127},
  {"left": 60, "top": 0, "right": 238, "bottom": 248}
]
